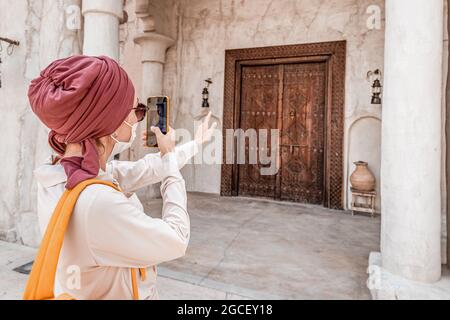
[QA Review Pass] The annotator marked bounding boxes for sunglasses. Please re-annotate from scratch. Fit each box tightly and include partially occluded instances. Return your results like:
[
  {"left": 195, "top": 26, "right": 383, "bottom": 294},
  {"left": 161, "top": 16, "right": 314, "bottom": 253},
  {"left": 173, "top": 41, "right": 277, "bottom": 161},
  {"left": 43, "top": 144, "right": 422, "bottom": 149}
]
[{"left": 132, "top": 99, "right": 149, "bottom": 122}]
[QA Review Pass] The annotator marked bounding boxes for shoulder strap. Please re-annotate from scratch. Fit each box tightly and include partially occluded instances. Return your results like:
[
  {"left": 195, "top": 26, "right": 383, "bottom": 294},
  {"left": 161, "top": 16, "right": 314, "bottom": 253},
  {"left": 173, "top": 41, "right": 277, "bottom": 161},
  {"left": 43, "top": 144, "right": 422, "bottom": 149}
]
[{"left": 23, "top": 179, "right": 144, "bottom": 300}]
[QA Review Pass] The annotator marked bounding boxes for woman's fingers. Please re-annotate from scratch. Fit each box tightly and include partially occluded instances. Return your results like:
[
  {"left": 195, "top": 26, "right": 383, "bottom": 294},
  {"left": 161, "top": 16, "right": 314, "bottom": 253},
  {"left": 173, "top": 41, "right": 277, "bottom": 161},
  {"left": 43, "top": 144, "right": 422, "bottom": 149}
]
[
  {"left": 150, "top": 126, "right": 163, "bottom": 137},
  {"left": 203, "top": 111, "right": 212, "bottom": 127},
  {"left": 143, "top": 121, "right": 217, "bottom": 147},
  {"left": 204, "top": 122, "right": 218, "bottom": 142},
  {"left": 152, "top": 126, "right": 175, "bottom": 156}
]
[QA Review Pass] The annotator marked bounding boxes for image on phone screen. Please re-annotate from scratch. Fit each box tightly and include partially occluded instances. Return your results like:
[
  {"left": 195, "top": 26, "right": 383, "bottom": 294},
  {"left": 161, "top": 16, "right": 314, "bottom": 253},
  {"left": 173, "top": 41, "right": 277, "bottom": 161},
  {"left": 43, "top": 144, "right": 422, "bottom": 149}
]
[{"left": 147, "top": 96, "right": 169, "bottom": 147}]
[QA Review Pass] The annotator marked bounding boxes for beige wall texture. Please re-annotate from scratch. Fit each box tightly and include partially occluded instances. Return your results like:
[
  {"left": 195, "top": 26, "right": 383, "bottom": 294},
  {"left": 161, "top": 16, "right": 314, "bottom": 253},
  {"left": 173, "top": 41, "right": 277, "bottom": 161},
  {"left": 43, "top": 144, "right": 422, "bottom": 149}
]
[{"left": 0, "top": 0, "right": 82, "bottom": 246}]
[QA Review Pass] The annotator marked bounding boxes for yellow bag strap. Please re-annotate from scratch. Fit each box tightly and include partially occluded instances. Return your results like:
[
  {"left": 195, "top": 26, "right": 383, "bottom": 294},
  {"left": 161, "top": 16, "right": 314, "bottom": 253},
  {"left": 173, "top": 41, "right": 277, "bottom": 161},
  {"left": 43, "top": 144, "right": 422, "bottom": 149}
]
[{"left": 23, "top": 179, "right": 146, "bottom": 300}]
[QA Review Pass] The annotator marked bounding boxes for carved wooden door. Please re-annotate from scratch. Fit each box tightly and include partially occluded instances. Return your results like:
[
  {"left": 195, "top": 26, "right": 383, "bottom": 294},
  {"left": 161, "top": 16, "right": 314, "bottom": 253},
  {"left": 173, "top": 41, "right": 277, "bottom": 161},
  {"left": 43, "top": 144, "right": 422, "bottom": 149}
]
[
  {"left": 279, "top": 62, "right": 326, "bottom": 204},
  {"left": 238, "top": 65, "right": 280, "bottom": 198},
  {"left": 237, "top": 62, "right": 326, "bottom": 205}
]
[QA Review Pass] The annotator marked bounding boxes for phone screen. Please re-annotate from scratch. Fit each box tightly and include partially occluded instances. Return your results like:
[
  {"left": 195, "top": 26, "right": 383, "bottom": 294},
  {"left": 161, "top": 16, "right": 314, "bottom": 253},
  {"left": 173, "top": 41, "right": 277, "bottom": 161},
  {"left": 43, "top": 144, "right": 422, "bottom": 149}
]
[{"left": 147, "top": 96, "right": 169, "bottom": 147}]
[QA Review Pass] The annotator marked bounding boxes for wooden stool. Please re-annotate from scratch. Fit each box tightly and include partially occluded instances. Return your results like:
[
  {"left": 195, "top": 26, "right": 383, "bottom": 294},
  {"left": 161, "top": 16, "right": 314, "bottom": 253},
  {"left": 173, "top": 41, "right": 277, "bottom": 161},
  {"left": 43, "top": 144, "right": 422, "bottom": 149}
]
[{"left": 350, "top": 187, "right": 376, "bottom": 218}]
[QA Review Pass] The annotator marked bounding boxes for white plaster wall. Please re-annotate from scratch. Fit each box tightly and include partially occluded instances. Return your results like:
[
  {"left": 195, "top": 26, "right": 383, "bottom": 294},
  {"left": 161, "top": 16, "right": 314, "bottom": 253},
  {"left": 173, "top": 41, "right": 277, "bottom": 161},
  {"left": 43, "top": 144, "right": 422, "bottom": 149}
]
[
  {"left": 441, "top": 0, "right": 448, "bottom": 265},
  {"left": 159, "top": 0, "right": 386, "bottom": 202},
  {"left": 0, "top": 0, "right": 82, "bottom": 247}
]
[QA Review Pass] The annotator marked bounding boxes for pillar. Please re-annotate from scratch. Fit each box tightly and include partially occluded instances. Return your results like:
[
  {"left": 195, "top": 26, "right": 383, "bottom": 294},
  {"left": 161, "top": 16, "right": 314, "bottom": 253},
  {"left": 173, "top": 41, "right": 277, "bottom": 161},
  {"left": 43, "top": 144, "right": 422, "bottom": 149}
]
[
  {"left": 134, "top": 33, "right": 174, "bottom": 97},
  {"left": 134, "top": 1, "right": 174, "bottom": 97},
  {"left": 133, "top": 8, "right": 174, "bottom": 198},
  {"left": 82, "top": 0, "right": 123, "bottom": 60},
  {"left": 380, "top": 0, "right": 444, "bottom": 282}
]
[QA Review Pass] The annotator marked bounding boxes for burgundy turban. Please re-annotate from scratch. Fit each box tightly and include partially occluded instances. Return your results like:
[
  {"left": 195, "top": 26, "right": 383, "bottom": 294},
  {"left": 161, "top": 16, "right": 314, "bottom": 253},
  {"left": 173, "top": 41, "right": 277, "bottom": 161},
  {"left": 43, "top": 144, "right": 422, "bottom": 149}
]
[{"left": 28, "top": 55, "right": 135, "bottom": 189}]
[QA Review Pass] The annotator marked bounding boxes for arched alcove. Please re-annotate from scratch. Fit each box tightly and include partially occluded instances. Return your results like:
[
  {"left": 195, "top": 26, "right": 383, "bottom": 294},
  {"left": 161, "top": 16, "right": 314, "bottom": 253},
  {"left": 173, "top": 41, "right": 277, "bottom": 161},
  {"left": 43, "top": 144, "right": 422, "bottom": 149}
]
[{"left": 347, "top": 116, "right": 382, "bottom": 212}]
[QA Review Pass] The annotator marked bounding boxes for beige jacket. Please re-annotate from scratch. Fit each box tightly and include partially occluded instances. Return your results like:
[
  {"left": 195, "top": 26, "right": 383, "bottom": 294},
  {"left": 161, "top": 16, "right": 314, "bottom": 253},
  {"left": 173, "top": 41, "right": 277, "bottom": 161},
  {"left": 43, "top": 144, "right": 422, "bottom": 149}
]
[{"left": 33, "top": 141, "right": 198, "bottom": 300}]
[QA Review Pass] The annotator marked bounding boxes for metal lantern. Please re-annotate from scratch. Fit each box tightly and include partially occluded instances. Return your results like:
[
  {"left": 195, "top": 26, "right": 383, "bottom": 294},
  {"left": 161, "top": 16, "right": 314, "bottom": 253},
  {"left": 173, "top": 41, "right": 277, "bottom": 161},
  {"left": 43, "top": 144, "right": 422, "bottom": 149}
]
[
  {"left": 0, "top": 37, "right": 20, "bottom": 89},
  {"left": 202, "top": 78, "right": 212, "bottom": 108},
  {"left": 202, "top": 87, "right": 209, "bottom": 108},
  {"left": 367, "top": 69, "right": 382, "bottom": 105},
  {"left": 371, "top": 78, "right": 382, "bottom": 104}
]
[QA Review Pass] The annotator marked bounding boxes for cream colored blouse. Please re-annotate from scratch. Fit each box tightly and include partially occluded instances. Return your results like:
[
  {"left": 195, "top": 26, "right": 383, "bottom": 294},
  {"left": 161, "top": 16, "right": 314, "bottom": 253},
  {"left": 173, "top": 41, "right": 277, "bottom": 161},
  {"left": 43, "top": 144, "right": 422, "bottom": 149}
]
[{"left": 33, "top": 141, "right": 199, "bottom": 300}]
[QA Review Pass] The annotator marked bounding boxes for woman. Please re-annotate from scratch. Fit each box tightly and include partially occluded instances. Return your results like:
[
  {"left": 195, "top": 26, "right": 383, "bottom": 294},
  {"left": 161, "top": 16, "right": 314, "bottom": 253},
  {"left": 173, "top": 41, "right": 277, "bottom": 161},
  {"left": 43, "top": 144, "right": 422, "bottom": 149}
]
[{"left": 28, "top": 55, "right": 216, "bottom": 299}]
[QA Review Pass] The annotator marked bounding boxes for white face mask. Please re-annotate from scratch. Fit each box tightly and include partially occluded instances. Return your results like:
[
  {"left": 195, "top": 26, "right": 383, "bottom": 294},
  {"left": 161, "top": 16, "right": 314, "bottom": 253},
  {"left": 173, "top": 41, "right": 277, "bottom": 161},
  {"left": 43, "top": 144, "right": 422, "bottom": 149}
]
[{"left": 108, "top": 121, "right": 138, "bottom": 162}]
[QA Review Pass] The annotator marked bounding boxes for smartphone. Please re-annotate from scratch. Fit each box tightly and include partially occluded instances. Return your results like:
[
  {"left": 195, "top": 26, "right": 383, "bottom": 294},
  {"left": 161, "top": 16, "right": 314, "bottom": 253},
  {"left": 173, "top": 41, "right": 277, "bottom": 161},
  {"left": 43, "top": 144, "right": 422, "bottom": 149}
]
[{"left": 146, "top": 96, "right": 170, "bottom": 148}]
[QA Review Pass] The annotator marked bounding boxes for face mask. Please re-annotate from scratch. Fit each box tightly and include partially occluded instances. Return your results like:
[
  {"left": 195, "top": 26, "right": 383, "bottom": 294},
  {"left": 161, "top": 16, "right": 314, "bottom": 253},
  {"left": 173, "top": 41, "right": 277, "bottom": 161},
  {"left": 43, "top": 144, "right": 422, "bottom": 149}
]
[{"left": 108, "top": 121, "right": 138, "bottom": 162}]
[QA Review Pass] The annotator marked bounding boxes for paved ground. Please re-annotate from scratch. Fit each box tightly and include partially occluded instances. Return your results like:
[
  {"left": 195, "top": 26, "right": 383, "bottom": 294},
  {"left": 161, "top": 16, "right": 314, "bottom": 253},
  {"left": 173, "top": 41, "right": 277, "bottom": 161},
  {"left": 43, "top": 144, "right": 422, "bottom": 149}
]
[
  {"left": 0, "top": 193, "right": 381, "bottom": 300},
  {"left": 148, "top": 193, "right": 380, "bottom": 299}
]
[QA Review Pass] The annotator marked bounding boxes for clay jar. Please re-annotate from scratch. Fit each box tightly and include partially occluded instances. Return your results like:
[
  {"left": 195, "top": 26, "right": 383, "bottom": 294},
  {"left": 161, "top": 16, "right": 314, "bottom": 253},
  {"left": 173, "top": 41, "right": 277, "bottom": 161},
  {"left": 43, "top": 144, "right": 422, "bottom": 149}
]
[{"left": 350, "top": 161, "right": 376, "bottom": 192}]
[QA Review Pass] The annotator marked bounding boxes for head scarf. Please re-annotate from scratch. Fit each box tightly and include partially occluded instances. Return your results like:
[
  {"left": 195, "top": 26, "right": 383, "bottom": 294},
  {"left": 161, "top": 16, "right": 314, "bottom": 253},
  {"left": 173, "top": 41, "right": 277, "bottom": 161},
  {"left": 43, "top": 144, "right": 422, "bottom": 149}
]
[{"left": 28, "top": 55, "right": 135, "bottom": 189}]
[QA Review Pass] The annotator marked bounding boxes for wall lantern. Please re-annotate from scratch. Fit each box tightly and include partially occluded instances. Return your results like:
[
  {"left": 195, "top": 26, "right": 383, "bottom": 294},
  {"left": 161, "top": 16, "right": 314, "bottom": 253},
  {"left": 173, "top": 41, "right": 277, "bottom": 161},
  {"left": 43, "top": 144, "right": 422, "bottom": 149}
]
[
  {"left": 0, "top": 36, "right": 20, "bottom": 89},
  {"left": 202, "top": 78, "right": 213, "bottom": 108},
  {"left": 367, "top": 69, "right": 382, "bottom": 105}
]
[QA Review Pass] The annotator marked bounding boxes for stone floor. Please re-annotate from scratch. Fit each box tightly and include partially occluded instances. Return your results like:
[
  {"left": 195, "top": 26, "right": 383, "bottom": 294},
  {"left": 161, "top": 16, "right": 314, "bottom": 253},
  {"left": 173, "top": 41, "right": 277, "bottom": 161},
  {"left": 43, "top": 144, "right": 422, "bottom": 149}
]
[
  {"left": 0, "top": 193, "right": 381, "bottom": 300},
  {"left": 146, "top": 193, "right": 381, "bottom": 299}
]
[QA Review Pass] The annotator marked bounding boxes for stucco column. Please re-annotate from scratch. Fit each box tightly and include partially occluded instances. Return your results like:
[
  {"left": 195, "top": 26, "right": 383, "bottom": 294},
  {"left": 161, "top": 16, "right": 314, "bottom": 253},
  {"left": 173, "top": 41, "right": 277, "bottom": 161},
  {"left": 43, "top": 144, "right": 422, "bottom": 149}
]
[
  {"left": 132, "top": 31, "right": 173, "bottom": 198},
  {"left": 81, "top": 0, "right": 123, "bottom": 60},
  {"left": 380, "top": 0, "right": 444, "bottom": 282},
  {"left": 134, "top": 33, "right": 174, "bottom": 97}
]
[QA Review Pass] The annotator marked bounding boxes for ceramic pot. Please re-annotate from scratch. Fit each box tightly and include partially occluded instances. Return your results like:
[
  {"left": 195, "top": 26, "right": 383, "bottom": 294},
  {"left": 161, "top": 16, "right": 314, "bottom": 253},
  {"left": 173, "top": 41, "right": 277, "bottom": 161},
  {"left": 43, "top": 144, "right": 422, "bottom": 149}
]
[{"left": 350, "top": 161, "right": 376, "bottom": 191}]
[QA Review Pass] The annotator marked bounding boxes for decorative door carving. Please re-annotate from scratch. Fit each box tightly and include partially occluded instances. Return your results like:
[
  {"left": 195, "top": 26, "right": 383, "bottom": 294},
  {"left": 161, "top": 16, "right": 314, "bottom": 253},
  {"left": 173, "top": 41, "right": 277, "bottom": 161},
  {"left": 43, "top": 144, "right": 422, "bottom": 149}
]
[
  {"left": 221, "top": 41, "right": 346, "bottom": 209},
  {"left": 237, "top": 62, "right": 326, "bottom": 205},
  {"left": 238, "top": 65, "right": 280, "bottom": 198},
  {"left": 279, "top": 62, "right": 326, "bottom": 204}
]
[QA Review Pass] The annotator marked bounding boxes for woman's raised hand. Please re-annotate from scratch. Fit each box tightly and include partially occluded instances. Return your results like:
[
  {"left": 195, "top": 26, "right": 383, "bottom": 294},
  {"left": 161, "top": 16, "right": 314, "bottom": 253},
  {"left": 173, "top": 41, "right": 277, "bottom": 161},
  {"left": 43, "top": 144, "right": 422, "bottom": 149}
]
[
  {"left": 195, "top": 111, "right": 218, "bottom": 146},
  {"left": 141, "top": 112, "right": 218, "bottom": 148}
]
